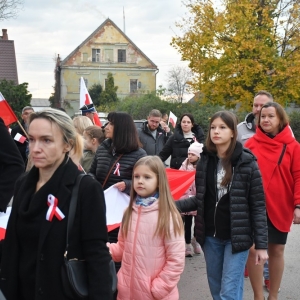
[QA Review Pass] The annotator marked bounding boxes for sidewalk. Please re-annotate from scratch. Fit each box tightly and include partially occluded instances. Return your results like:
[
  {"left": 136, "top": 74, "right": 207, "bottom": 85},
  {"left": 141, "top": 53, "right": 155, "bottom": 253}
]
[{"left": 178, "top": 224, "right": 300, "bottom": 299}]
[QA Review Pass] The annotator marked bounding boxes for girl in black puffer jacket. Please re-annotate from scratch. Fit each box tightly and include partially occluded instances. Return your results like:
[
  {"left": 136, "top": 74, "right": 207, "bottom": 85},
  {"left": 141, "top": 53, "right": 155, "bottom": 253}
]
[
  {"left": 159, "top": 113, "right": 204, "bottom": 169},
  {"left": 176, "top": 111, "right": 268, "bottom": 300}
]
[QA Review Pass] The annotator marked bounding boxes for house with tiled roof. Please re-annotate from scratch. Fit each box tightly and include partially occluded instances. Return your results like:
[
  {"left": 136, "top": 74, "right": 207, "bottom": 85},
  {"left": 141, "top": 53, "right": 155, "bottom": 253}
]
[
  {"left": 0, "top": 29, "right": 18, "bottom": 84},
  {"left": 58, "top": 18, "right": 158, "bottom": 115}
]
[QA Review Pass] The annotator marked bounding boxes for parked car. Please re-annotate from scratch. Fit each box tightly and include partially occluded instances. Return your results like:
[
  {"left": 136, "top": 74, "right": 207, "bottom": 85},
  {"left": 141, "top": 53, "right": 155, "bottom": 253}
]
[{"left": 134, "top": 120, "right": 146, "bottom": 129}]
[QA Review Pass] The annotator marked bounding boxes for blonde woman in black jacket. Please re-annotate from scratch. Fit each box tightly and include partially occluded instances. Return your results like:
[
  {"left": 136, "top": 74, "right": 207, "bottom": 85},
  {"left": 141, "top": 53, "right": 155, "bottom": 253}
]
[
  {"left": 0, "top": 109, "right": 112, "bottom": 300},
  {"left": 176, "top": 111, "right": 268, "bottom": 300}
]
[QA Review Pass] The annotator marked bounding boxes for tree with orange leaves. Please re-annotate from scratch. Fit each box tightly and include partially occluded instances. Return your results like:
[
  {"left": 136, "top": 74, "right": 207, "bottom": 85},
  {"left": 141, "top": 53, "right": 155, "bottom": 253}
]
[{"left": 171, "top": 0, "right": 300, "bottom": 111}]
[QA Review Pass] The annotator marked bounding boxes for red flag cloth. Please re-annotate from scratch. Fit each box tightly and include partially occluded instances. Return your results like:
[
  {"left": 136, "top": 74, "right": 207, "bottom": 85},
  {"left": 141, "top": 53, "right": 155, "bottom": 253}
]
[
  {"left": 80, "top": 78, "right": 102, "bottom": 127},
  {"left": 0, "top": 93, "right": 18, "bottom": 126},
  {"left": 166, "top": 168, "right": 196, "bottom": 200}
]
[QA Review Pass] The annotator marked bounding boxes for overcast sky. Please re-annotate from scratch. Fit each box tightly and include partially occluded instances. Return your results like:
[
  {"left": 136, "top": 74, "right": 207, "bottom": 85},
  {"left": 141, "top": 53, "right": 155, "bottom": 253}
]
[{"left": 2, "top": 0, "right": 189, "bottom": 98}]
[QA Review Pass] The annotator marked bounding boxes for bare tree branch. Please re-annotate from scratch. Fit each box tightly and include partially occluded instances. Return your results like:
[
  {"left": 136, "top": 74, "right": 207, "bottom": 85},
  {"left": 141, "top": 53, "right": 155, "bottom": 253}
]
[{"left": 0, "top": 0, "right": 23, "bottom": 21}]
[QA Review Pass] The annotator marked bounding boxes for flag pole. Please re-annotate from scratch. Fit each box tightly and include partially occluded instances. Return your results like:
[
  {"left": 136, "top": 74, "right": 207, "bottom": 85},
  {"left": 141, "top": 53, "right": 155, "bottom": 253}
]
[{"left": 17, "top": 120, "right": 29, "bottom": 139}]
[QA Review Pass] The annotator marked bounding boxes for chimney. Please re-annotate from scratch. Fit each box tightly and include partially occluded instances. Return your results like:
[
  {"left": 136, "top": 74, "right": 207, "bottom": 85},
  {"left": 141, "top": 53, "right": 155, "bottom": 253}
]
[{"left": 2, "top": 29, "right": 8, "bottom": 40}]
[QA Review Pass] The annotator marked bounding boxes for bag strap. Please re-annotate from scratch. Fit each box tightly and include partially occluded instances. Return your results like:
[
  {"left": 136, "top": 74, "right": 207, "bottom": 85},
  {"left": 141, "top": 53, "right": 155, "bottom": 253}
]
[
  {"left": 102, "top": 154, "right": 124, "bottom": 187},
  {"left": 64, "top": 173, "right": 87, "bottom": 259}
]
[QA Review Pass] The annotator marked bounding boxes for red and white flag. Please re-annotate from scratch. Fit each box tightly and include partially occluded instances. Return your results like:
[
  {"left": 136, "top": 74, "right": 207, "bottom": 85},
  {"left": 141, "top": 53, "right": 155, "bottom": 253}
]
[
  {"left": 0, "top": 207, "right": 11, "bottom": 240},
  {"left": 0, "top": 169, "right": 196, "bottom": 238},
  {"left": 79, "top": 77, "right": 102, "bottom": 127},
  {"left": 0, "top": 92, "right": 18, "bottom": 126},
  {"left": 168, "top": 111, "right": 178, "bottom": 128},
  {"left": 104, "top": 168, "right": 195, "bottom": 232},
  {"left": 14, "top": 132, "right": 27, "bottom": 144}
]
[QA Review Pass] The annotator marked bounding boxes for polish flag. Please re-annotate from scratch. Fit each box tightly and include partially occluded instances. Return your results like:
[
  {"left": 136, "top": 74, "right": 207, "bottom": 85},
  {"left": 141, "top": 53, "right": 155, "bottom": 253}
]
[
  {"left": 168, "top": 111, "right": 178, "bottom": 128},
  {"left": 0, "top": 169, "right": 196, "bottom": 237},
  {"left": 105, "top": 168, "right": 196, "bottom": 232},
  {"left": 0, "top": 207, "right": 11, "bottom": 240},
  {"left": 14, "top": 133, "right": 27, "bottom": 144},
  {"left": 79, "top": 77, "right": 102, "bottom": 127},
  {"left": 0, "top": 92, "right": 18, "bottom": 126}
]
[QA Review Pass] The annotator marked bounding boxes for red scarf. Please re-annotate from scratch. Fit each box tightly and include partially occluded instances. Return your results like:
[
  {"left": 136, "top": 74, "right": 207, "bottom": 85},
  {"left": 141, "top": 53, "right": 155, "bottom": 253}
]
[{"left": 245, "top": 126, "right": 300, "bottom": 232}]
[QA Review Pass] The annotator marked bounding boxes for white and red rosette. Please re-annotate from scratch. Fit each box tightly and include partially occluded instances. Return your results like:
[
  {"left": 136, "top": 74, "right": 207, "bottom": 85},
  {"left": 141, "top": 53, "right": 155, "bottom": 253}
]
[
  {"left": 46, "top": 194, "right": 65, "bottom": 222},
  {"left": 113, "top": 163, "right": 121, "bottom": 176}
]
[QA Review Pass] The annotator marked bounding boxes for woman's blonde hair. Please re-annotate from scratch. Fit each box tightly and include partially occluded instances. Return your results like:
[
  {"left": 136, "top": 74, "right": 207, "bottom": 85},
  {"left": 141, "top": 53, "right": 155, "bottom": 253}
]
[
  {"left": 73, "top": 116, "right": 93, "bottom": 135},
  {"left": 121, "top": 156, "right": 184, "bottom": 239}
]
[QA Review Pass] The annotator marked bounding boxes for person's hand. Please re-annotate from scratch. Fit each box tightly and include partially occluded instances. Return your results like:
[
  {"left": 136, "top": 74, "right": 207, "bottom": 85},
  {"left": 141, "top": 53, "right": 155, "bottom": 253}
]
[
  {"left": 114, "top": 181, "right": 126, "bottom": 192},
  {"left": 293, "top": 207, "right": 300, "bottom": 224},
  {"left": 255, "top": 249, "right": 268, "bottom": 265},
  {"left": 160, "top": 121, "right": 170, "bottom": 133}
]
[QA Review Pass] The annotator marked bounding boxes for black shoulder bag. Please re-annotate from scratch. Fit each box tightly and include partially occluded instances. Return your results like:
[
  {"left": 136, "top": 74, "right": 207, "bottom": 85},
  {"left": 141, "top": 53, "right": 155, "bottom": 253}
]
[{"left": 61, "top": 174, "right": 117, "bottom": 299}]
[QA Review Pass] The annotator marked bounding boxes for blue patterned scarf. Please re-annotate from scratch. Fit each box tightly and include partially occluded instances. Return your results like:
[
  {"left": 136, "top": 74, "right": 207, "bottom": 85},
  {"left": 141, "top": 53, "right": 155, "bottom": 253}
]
[{"left": 136, "top": 192, "right": 159, "bottom": 207}]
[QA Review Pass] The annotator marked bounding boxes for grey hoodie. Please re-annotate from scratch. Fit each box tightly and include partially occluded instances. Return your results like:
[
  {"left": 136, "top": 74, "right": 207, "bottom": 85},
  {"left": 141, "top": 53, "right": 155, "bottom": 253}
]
[{"left": 237, "top": 112, "right": 256, "bottom": 145}]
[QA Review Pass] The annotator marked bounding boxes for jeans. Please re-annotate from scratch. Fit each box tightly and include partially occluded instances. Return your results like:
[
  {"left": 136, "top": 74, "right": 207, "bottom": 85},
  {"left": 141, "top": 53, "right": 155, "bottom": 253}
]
[
  {"left": 263, "top": 259, "right": 269, "bottom": 280},
  {"left": 203, "top": 236, "right": 249, "bottom": 300}
]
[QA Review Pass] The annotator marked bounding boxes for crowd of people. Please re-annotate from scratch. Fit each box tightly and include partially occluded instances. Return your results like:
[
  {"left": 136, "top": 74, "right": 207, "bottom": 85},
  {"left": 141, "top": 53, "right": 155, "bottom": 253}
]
[{"left": 0, "top": 90, "right": 299, "bottom": 300}]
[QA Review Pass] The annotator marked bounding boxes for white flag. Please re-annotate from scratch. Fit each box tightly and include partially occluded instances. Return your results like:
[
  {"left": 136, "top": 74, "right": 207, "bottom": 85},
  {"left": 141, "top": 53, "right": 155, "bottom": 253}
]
[{"left": 168, "top": 111, "right": 178, "bottom": 128}]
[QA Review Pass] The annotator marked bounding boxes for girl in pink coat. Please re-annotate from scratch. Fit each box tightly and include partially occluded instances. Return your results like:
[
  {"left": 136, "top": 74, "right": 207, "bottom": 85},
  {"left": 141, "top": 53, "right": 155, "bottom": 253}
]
[
  {"left": 179, "top": 142, "right": 203, "bottom": 257},
  {"left": 108, "top": 156, "right": 185, "bottom": 300}
]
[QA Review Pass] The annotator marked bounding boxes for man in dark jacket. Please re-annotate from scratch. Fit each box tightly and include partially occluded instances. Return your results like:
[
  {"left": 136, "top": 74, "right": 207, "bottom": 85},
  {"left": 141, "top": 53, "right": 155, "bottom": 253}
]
[
  {"left": 11, "top": 106, "right": 34, "bottom": 163},
  {"left": 0, "top": 118, "right": 24, "bottom": 211},
  {"left": 137, "top": 109, "right": 172, "bottom": 156}
]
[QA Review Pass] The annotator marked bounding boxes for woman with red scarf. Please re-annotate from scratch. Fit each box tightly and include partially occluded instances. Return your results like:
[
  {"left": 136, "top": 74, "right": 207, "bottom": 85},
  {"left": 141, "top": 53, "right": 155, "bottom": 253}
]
[{"left": 245, "top": 102, "right": 300, "bottom": 300}]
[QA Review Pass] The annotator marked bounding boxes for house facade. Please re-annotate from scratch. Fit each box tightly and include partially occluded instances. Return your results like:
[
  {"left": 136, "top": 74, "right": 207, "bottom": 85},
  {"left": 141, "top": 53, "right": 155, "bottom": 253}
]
[{"left": 59, "top": 18, "right": 158, "bottom": 115}]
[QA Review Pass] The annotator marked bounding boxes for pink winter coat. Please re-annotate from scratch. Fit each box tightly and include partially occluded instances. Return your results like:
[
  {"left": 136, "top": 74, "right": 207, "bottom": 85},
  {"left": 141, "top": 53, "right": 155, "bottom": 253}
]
[
  {"left": 109, "top": 200, "right": 185, "bottom": 300},
  {"left": 179, "top": 158, "right": 197, "bottom": 216}
]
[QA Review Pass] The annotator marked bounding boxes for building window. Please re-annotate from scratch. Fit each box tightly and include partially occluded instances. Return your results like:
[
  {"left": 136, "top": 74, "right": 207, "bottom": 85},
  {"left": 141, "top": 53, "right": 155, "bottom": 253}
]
[
  {"left": 130, "top": 79, "right": 138, "bottom": 93},
  {"left": 118, "top": 49, "right": 126, "bottom": 63},
  {"left": 82, "top": 53, "right": 88, "bottom": 61},
  {"left": 92, "top": 49, "right": 100, "bottom": 62},
  {"left": 104, "top": 79, "right": 108, "bottom": 90}
]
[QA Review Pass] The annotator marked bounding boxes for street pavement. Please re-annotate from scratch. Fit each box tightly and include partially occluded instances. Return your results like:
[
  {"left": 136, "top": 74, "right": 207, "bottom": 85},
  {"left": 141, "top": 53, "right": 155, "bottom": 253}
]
[{"left": 178, "top": 224, "right": 300, "bottom": 299}]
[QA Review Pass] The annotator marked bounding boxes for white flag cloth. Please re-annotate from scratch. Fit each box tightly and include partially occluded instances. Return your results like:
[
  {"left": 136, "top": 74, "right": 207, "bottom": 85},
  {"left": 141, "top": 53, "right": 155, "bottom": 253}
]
[
  {"left": 79, "top": 77, "right": 93, "bottom": 108},
  {"left": 79, "top": 77, "right": 102, "bottom": 126},
  {"left": 0, "top": 207, "right": 11, "bottom": 240},
  {"left": 104, "top": 185, "right": 130, "bottom": 230},
  {"left": 169, "top": 111, "right": 178, "bottom": 128}
]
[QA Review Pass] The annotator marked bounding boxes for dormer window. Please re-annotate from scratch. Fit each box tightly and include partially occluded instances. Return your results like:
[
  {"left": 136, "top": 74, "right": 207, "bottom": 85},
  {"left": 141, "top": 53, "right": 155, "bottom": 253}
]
[
  {"left": 118, "top": 49, "right": 126, "bottom": 62},
  {"left": 92, "top": 49, "right": 100, "bottom": 62}
]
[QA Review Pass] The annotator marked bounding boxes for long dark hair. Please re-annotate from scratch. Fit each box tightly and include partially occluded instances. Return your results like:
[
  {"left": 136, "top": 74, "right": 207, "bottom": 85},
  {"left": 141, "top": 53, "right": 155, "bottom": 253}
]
[
  {"left": 179, "top": 113, "right": 195, "bottom": 127},
  {"left": 206, "top": 111, "right": 238, "bottom": 186},
  {"left": 107, "top": 112, "right": 141, "bottom": 153}
]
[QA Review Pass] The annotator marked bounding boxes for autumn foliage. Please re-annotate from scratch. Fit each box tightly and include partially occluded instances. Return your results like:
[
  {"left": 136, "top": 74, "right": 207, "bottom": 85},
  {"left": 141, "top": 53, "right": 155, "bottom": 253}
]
[{"left": 171, "top": 0, "right": 300, "bottom": 111}]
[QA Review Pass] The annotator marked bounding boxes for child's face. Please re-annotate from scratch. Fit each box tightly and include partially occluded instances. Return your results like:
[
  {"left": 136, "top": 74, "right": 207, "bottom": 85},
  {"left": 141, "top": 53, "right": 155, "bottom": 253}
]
[
  {"left": 133, "top": 165, "right": 158, "bottom": 198},
  {"left": 83, "top": 131, "right": 94, "bottom": 151},
  {"left": 188, "top": 152, "right": 199, "bottom": 164}
]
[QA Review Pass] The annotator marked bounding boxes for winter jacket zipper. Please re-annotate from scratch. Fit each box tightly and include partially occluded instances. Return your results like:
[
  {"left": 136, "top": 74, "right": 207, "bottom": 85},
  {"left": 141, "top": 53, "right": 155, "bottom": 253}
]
[
  {"left": 213, "top": 169, "right": 218, "bottom": 237},
  {"left": 129, "top": 206, "right": 142, "bottom": 298},
  {"left": 278, "top": 144, "right": 287, "bottom": 165}
]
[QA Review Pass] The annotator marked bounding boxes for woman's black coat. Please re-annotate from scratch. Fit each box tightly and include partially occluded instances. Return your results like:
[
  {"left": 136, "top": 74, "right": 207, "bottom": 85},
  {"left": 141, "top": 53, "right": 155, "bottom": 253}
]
[
  {"left": 159, "top": 123, "right": 205, "bottom": 169},
  {"left": 176, "top": 143, "right": 268, "bottom": 253},
  {"left": 89, "top": 139, "right": 147, "bottom": 194},
  {"left": 0, "top": 158, "right": 112, "bottom": 300}
]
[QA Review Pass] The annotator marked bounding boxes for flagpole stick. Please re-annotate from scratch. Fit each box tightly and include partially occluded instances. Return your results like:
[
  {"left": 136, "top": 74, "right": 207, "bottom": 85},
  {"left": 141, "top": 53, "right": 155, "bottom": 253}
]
[{"left": 17, "top": 120, "right": 29, "bottom": 139}]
